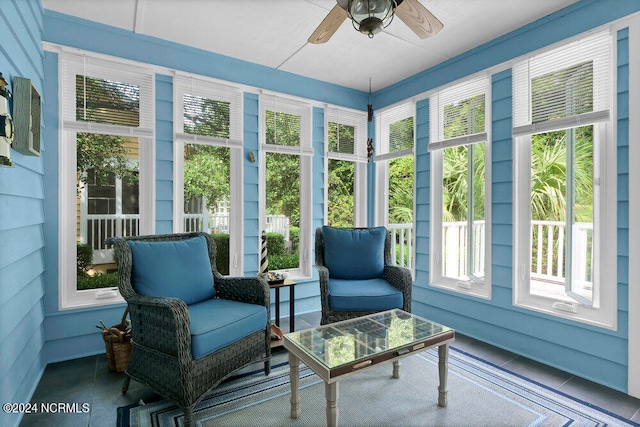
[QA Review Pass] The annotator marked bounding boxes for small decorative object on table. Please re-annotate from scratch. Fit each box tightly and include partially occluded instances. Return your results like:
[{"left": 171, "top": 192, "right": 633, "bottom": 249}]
[
  {"left": 97, "top": 307, "right": 132, "bottom": 372},
  {"left": 260, "top": 271, "right": 286, "bottom": 285}
]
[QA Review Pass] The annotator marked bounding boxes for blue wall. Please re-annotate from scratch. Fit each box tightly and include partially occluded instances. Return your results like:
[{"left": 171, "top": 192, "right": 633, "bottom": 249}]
[
  {"left": 0, "top": 1, "right": 47, "bottom": 426},
  {"left": 394, "top": 0, "right": 638, "bottom": 392}
]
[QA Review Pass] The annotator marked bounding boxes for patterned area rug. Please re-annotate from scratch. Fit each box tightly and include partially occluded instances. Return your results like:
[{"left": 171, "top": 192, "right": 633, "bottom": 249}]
[{"left": 118, "top": 347, "right": 639, "bottom": 426}]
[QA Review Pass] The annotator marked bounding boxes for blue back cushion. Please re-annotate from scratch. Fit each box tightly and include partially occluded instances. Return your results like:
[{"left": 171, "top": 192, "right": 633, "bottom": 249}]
[
  {"left": 322, "top": 226, "right": 386, "bottom": 279},
  {"left": 128, "top": 235, "right": 216, "bottom": 305}
]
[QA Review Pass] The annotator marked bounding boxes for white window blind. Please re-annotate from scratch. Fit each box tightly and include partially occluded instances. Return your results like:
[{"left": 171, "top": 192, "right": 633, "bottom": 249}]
[
  {"left": 513, "top": 31, "right": 611, "bottom": 137},
  {"left": 61, "top": 54, "right": 154, "bottom": 137},
  {"left": 261, "top": 93, "right": 312, "bottom": 156},
  {"left": 325, "top": 107, "right": 368, "bottom": 162},
  {"left": 375, "top": 102, "right": 415, "bottom": 162},
  {"left": 428, "top": 76, "right": 488, "bottom": 151},
  {"left": 174, "top": 76, "right": 243, "bottom": 147}
]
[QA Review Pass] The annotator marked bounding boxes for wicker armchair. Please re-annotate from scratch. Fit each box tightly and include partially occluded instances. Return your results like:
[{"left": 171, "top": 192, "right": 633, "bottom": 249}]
[
  {"left": 315, "top": 226, "right": 412, "bottom": 325},
  {"left": 108, "top": 232, "right": 270, "bottom": 427}
]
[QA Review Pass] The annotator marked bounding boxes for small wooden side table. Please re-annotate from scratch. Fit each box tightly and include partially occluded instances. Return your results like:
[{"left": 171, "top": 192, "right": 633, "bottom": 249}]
[{"left": 269, "top": 278, "right": 296, "bottom": 348}]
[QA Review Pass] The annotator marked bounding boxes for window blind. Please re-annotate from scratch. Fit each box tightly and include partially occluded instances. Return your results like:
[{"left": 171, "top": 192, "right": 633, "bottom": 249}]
[
  {"left": 261, "top": 93, "right": 312, "bottom": 155},
  {"left": 174, "top": 76, "right": 243, "bottom": 146},
  {"left": 62, "top": 54, "right": 154, "bottom": 136},
  {"left": 428, "top": 76, "right": 488, "bottom": 152},
  {"left": 375, "top": 102, "right": 414, "bottom": 161},
  {"left": 513, "top": 31, "right": 611, "bottom": 137},
  {"left": 325, "top": 107, "right": 367, "bottom": 162}
]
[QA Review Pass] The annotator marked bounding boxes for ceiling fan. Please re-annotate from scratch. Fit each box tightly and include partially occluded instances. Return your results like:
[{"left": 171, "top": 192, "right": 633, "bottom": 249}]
[{"left": 308, "top": 0, "right": 443, "bottom": 44}]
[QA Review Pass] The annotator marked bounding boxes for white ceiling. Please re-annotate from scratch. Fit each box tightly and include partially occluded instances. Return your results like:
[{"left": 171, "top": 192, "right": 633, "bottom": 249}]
[{"left": 42, "top": 0, "right": 581, "bottom": 92}]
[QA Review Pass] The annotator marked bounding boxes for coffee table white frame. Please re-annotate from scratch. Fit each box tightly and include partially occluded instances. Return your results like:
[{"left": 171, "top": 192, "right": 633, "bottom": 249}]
[{"left": 283, "top": 309, "right": 455, "bottom": 427}]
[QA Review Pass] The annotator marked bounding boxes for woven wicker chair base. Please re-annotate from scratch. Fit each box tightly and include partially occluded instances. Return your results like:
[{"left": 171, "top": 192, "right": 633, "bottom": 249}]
[
  {"left": 108, "top": 232, "right": 272, "bottom": 427},
  {"left": 315, "top": 227, "right": 412, "bottom": 326},
  {"left": 124, "top": 330, "right": 270, "bottom": 422}
]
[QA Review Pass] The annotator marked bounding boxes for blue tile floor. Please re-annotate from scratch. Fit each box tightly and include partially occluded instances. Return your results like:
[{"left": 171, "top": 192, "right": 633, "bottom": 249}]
[{"left": 20, "top": 311, "right": 640, "bottom": 426}]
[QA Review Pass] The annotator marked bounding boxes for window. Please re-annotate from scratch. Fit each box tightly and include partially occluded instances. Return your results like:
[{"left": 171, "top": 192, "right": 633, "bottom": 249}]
[
  {"left": 173, "top": 76, "right": 243, "bottom": 275},
  {"left": 375, "top": 102, "right": 415, "bottom": 270},
  {"left": 325, "top": 107, "right": 368, "bottom": 227},
  {"left": 513, "top": 31, "right": 616, "bottom": 329},
  {"left": 260, "top": 94, "right": 313, "bottom": 278},
  {"left": 429, "top": 76, "right": 491, "bottom": 298},
  {"left": 59, "top": 53, "right": 155, "bottom": 309}
]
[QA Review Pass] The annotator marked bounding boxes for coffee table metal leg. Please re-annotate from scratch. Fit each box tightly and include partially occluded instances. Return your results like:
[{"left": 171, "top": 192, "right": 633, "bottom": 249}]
[
  {"left": 289, "top": 352, "right": 300, "bottom": 419},
  {"left": 392, "top": 360, "right": 401, "bottom": 378},
  {"left": 438, "top": 343, "right": 449, "bottom": 407},
  {"left": 325, "top": 381, "right": 338, "bottom": 427}
]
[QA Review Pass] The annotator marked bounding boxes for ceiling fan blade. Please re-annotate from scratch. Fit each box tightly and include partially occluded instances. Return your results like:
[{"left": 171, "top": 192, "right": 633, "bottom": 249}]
[
  {"left": 395, "top": 0, "right": 444, "bottom": 39},
  {"left": 308, "top": 4, "right": 348, "bottom": 44}
]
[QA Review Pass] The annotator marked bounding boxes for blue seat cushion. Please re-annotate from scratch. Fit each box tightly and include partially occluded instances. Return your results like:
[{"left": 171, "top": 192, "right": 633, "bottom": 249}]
[
  {"left": 328, "top": 278, "right": 403, "bottom": 312},
  {"left": 322, "top": 226, "right": 386, "bottom": 280},
  {"left": 128, "top": 235, "right": 215, "bottom": 305},
  {"left": 188, "top": 298, "right": 268, "bottom": 360}
]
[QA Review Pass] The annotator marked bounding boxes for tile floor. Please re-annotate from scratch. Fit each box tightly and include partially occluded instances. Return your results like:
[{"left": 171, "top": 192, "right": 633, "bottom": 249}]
[{"left": 20, "top": 311, "right": 640, "bottom": 426}]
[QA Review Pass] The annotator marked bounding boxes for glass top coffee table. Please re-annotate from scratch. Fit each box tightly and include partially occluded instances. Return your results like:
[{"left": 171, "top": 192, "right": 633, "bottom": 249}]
[{"left": 283, "top": 309, "right": 455, "bottom": 427}]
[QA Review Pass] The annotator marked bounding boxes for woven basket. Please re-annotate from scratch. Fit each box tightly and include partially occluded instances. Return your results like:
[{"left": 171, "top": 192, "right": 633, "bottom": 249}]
[{"left": 102, "top": 307, "right": 132, "bottom": 372}]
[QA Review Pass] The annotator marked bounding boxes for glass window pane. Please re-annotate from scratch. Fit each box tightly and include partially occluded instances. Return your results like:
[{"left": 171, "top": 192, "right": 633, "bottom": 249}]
[
  {"left": 529, "top": 126, "right": 594, "bottom": 303},
  {"left": 183, "top": 94, "right": 230, "bottom": 138},
  {"left": 76, "top": 76, "right": 140, "bottom": 126},
  {"left": 471, "top": 144, "right": 485, "bottom": 279},
  {"left": 76, "top": 134, "right": 139, "bottom": 291},
  {"left": 531, "top": 62, "right": 593, "bottom": 124},
  {"left": 266, "top": 110, "right": 300, "bottom": 147},
  {"left": 183, "top": 144, "right": 231, "bottom": 273},
  {"left": 388, "top": 155, "right": 414, "bottom": 268},
  {"left": 442, "top": 146, "right": 468, "bottom": 279},
  {"left": 389, "top": 117, "right": 414, "bottom": 152},
  {"left": 443, "top": 94, "right": 485, "bottom": 139},
  {"left": 440, "top": 142, "right": 485, "bottom": 281},
  {"left": 266, "top": 152, "right": 300, "bottom": 270},
  {"left": 328, "top": 122, "right": 355, "bottom": 154},
  {"left": 328, "top": 159, "right": 354, "bottom": 227}
]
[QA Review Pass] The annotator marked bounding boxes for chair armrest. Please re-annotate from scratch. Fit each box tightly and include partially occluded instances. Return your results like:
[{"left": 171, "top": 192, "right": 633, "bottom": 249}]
[
  {"left": 125, "top": 295, "right": 192, "bottom": 362},
  {"left": 384, "top": 265, "right": 412, "bottom": 312},
  {"left": 214, "top": 274, "right": 270, "bottom": 308},
  {"left": 315, "top": 265, "right": 331, "bottom": 319},
  {"left": 316, "top": 265, "right": 329, "bottom": 296}
]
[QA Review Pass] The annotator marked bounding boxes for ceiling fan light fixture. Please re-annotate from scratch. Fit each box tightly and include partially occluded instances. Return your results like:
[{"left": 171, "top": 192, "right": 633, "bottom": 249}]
[{"left": 347, "top": 0, "right": 397, "bottom": 38}]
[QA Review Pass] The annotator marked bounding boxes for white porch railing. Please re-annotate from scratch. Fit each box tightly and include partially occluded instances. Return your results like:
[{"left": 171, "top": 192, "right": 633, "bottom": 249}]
[
  {"left": 265, "top": 215, "right": 290, "bottom": 241},
  {"left": 388, "top": 223, "right": 413, "bottom": 269},
  {"left": 442, "top": 220, "right": 485, "bottom": 278},
  {"left": 440, "top": 219, "right": 592, "bottom": 288},
  {"left": 184, "top": 212, "right": 230, "bottom": 234},
  {"left": 529, "top": 220, "right": 593, "bottom": 288},
  {"left": 183, "top": 213, "right": 290, "bottom": 240},
  {"left": 85, "top": 214, "right": 139, "bottom": 264}
]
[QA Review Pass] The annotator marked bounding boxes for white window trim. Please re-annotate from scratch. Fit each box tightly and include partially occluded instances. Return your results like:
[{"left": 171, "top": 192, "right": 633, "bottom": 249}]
[
  {"left": 512, "top": 30, "right": 617, "bottom": 330},
  {"left": 324, "top": 106, "right": 368, "bottom": 227},
  {"left": 429, "top": 77, "right": 492, "bottom": 299},
  {"left": 259, "top": 92, "right": 313, "bottom": 279},
  {"left": 172, "top": 75, "right": 244, "bottom": 276},
  {"left": 58, "top": 52, "right": 155, "bottom": 310},
  {"left": 373, "top": 102, "right": 416, "bottom": 276},
  {"left": 513, "top": 122, "right": 616, "bottom": 329}
]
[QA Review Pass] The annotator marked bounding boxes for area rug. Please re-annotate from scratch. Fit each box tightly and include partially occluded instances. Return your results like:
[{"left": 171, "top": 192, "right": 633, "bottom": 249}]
[{"left": 117, "top": 346, "right": 639, "bottom": 426}]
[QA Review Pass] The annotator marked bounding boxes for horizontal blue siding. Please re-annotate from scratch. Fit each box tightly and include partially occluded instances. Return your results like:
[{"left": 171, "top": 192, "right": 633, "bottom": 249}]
[
  {"left": 156, "top": 74, "right": 173, "bottom": 234},
  {"left": 0, "top": 2, "right": 46, "bottom": 426},
  {"left": 244, "top": 93, "right": 260, "bottom": 275}
]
